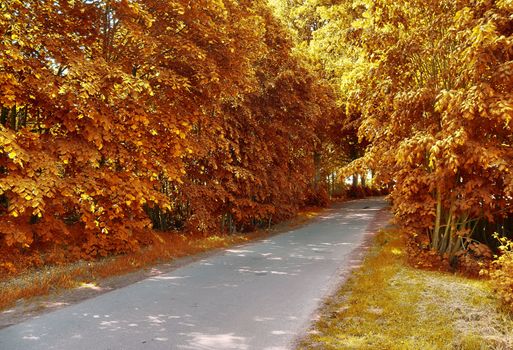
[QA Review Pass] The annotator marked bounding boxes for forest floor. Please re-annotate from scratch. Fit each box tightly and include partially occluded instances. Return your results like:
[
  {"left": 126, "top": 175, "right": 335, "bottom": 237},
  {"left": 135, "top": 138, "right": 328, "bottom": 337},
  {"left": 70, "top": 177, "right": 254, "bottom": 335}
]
[
  {"left": 296, "top": 228, "right": 513, "bottom": 350},
  {"left": 0, "top": 204, "right": 327, "bottom": 328}
]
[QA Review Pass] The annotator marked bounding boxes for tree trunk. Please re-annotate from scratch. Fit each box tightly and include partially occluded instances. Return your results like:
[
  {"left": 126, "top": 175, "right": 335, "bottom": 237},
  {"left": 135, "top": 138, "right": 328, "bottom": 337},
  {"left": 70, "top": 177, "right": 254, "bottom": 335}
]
[
  {"left": 432, "top": 185, "right": 442, "bottom": 250},
  {"left": 313, "top": 152, "right": 321, "bottom": 191},
  {"left": 9, "top": 105, "right": 17, "bottom": 131},
  {"left": 0, "top": 107, "right": 8, "bottom": 126}
]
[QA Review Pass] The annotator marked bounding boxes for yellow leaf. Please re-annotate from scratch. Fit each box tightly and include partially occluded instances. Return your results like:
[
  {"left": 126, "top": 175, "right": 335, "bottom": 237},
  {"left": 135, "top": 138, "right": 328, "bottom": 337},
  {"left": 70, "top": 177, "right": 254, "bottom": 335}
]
[
  {"left": 429, "top": 157, "right": 434, "bottom": 169},
  {"left": 8, "top": 151, "right": 16, "bottom": 159}
]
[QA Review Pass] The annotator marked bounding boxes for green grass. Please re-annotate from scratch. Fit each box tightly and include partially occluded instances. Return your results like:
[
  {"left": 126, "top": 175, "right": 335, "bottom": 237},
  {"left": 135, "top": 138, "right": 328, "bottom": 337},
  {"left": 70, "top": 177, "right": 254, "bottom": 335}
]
[{"left": 297, "top": 229, "right": 513, "bottom": 350}]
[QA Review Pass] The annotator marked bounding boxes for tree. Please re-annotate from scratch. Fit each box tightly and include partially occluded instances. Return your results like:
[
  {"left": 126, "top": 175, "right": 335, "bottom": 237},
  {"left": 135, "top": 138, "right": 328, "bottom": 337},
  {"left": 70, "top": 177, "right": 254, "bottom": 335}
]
[
  {"left": 0, "top": 0, "right": 338, "bottom": 272},
  {"left": 270, "top": 0, "right": 513, "bottom": 261},
  {"left": 341, "top": 0, "right": 513, "bottom": 257}
]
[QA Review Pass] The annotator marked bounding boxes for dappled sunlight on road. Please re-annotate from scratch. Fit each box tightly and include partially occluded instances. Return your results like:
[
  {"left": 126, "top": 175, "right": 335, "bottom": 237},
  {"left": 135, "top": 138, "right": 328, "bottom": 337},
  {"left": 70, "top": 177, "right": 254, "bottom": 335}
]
[
  {"left": 180, "top": 332, "right": 249, "bottom": 350},
  {"left": 0, "top": 198, "right": 390, "bottom": 350}
]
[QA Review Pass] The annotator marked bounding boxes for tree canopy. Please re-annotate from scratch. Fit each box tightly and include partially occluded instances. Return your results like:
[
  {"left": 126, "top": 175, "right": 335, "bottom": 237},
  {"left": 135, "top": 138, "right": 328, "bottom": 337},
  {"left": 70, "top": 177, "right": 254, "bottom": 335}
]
[
  {"left": 271, "top": 0, "right": 513, "bottom": 262},
  {"left": 3, "top": 0, "right": 512, "bottom": 275},
  {"left": 0, "top": 0, "right": 339, "bottom": 272}
]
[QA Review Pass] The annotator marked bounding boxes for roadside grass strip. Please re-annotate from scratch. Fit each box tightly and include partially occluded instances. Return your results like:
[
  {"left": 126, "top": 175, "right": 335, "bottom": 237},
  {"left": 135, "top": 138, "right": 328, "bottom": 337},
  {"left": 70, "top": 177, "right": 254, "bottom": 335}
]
[{"left": 298, "top": 229, "right": 513, "bottom": 350}]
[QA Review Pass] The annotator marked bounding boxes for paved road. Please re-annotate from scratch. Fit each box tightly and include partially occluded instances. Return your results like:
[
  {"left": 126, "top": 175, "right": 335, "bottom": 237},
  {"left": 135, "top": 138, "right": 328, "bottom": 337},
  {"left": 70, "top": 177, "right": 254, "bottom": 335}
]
[{"left": 0, "top": 197, "right": 388, "bottom": 350}]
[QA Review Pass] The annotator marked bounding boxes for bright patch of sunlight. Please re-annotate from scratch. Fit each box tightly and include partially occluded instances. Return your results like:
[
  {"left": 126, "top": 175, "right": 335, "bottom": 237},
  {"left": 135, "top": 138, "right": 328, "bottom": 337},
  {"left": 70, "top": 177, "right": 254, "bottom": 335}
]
[
  {"left": 78, "top": 282, "right": 102, "bottom": 291},
  {"left": 184, "top": 332, "right": 249, "bottom": 350},
  {"left": 390, "top": 248, "right": 403, "bottom": 256}
]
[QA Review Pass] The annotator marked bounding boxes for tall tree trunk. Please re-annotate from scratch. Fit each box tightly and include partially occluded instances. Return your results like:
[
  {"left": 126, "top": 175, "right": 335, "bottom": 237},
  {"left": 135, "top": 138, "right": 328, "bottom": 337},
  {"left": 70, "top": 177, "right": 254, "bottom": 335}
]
[
  {"left": 313, "top": 151, "right": 321, "bottom": 191},
  {"left": 0, "top": 107, "right": 8, "bottom": 126},
  {"left": 432, "top": 185, "right": 442, "bottom": 250},
  {"left": 352, "top": 174, "right": 358, "bottom": 188},
  {"left": 9, "top": 105, "right": 17, "bottom": 131}
]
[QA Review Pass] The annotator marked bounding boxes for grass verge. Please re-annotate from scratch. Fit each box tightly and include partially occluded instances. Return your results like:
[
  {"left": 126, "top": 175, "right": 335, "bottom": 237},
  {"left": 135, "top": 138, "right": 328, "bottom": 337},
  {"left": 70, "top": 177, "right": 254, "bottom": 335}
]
[{"left": 297, "top": 229, "right": 513, "bottom": 350}]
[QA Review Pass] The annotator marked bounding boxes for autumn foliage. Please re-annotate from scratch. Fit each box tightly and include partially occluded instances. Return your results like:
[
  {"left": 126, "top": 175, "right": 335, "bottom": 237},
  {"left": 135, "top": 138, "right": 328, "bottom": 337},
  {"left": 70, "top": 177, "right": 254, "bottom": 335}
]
[
  {"left": 342, "top": 0, "right": 513, "bottom": 264},
  {"left": 271, "top": 0, "right": 513, "bottom": 276},
  {"left": 0, "top": 0, "right": 339, "bottom": 273}
]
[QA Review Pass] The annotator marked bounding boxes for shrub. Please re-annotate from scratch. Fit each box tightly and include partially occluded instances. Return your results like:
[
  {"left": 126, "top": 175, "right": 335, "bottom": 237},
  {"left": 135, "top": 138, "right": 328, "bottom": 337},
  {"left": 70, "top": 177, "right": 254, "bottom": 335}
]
[{"left": 489, "top": 234, "right": 513, "bottom": 310}]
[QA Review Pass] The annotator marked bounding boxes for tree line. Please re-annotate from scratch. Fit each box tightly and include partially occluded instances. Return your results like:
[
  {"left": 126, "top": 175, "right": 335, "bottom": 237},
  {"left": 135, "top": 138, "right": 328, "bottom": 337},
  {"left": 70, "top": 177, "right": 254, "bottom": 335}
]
[
  {"left": 271, "top": 0, "right": 513, "bottom": 269},
  {"left": 0, "top": 0, "right": 343, "bottom": 271}
]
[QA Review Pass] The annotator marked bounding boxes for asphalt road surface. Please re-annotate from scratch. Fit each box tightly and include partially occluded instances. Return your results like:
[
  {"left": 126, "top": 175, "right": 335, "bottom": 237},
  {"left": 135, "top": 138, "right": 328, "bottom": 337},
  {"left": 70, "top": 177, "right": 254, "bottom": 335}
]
[{"left": 0, "top": 197, "right": 388, "bottom": 350}]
